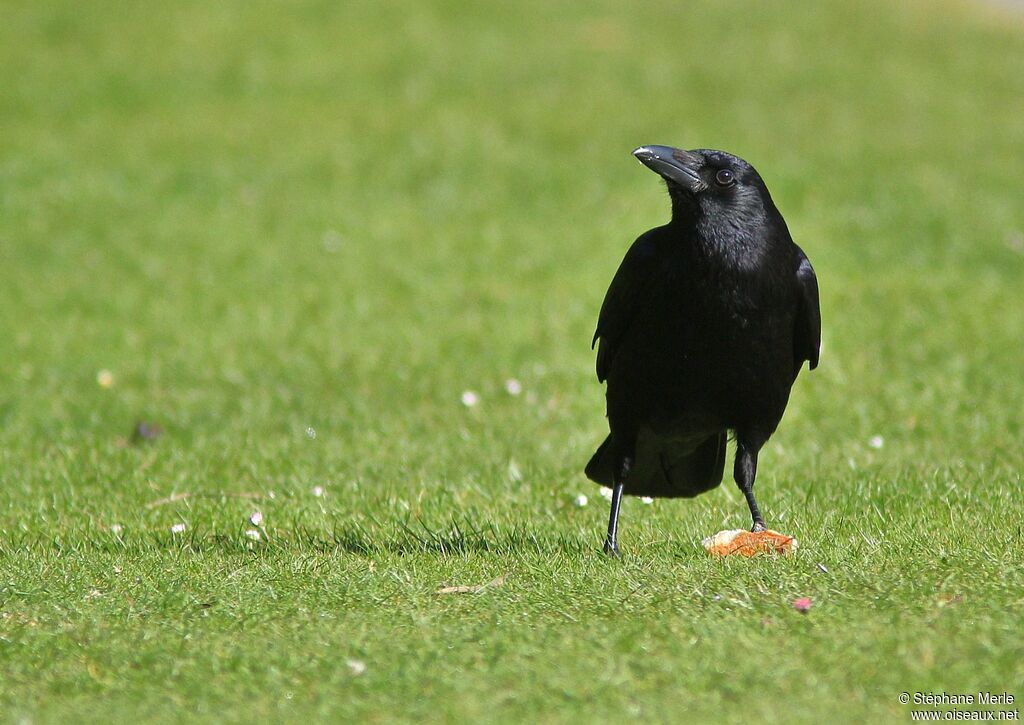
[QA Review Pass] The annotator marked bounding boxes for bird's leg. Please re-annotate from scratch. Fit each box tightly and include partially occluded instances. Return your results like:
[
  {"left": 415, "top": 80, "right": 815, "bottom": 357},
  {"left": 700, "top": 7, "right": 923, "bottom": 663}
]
[
  {"left": 734, "top": 442, "right": 766, "bottom": 532},
  {"left": 603, "top": 457, "right": 632, "bottom": 557}
]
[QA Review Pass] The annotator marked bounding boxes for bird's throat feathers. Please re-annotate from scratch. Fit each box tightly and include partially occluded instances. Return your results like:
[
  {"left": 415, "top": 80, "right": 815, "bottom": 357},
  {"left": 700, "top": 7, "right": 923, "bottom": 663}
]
[{"left": 669, "top": 186, "right": 784, "bottom": 272}]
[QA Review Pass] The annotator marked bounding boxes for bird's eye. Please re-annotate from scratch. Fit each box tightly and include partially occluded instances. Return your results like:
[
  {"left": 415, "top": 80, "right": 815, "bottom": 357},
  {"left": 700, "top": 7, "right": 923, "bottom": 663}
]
[{"left": 715, "top": 169, "right": 735, "bottom": 187}]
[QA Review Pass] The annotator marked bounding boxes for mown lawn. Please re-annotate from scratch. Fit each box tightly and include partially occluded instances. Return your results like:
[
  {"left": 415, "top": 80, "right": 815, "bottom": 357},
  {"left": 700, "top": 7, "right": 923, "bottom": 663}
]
[{"left": 1, "top": 0, "right": 1023, "bottom": 722}]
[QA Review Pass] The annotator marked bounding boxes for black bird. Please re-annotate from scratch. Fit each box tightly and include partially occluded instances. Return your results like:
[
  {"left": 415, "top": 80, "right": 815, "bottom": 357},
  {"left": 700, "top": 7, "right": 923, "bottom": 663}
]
[{"left": 586, "top": 145, "right": 820, "bottom": 556}]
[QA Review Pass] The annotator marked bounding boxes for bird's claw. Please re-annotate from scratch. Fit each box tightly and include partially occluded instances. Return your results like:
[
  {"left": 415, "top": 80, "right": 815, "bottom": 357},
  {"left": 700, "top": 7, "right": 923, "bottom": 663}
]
[
  {"left": 603, "top": 540, "right": 621, "bottom": 558},
  {"left": 751, "top": 521, "right": 767, "bottom": 533}
]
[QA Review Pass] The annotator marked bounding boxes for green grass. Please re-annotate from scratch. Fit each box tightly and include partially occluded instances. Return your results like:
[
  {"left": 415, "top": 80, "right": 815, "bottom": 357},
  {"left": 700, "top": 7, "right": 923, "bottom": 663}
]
[{"left": 2, "top": 0, "right": 1024, "bottom": 721}]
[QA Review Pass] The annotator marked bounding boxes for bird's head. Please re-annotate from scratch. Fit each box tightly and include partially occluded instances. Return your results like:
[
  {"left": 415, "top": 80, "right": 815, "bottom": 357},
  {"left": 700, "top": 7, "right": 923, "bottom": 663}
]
[{"left": 632, "top": 145, "right": 778, "bottom": 230}]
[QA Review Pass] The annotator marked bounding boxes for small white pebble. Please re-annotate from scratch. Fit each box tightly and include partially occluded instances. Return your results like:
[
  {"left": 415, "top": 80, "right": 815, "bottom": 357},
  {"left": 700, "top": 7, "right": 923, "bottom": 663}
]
[
  {"left": 504, "top": 378, "right": 522, "bottom": 396},
  {"left": 249, "top": 511, "right": 263, "bottom": 526},
  {"left": 640, "top": 496, "right": 654, "bottom": 504},
  {"left": 110, "top": 524, "right": 123, "bottom": 535},
  {"left": 312, "top": 485, "right": 325, "bottom": 497},
  {"left": 268, "top": 490, "right": 277, "bottom": 499},
  {"left": 96, "top": 369, "right": 115, "bottom": 388},
  {"left": 868, "top": 435, "right": 884, "bottom": 449},
  {"left": 461, "top": 390, "right": 479, "bottom": 407},
  {"left": 170, "top": 523, "right": 186, "bottom": 534},
  {"left": 322, "top": 229, "right": 343, "bottom": 252},
  {"left": 306, "top": 427, "right": 317, "bottom": 440},
  {"left": 346, "top": 659, "right": 367, "bottom": 676},
  {"left": 574, "top": 494, "right": 588, "bottom": 507},
  {"left": 599, "top": 487, "right": 613, "bottom": 500},
  {"left": 244, "top": 529, "right": 261, "bottom": 541}
]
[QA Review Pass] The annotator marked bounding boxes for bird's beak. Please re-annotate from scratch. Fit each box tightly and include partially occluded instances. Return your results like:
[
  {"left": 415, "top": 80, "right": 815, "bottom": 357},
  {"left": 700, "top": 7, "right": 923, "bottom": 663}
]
[{"left": 633, "top": 145, "right": 705, "bottom": 191}]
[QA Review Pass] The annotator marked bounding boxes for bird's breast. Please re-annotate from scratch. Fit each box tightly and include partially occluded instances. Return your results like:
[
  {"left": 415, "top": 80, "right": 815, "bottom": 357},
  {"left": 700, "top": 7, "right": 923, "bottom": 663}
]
[{"left": 607, "top": 267, "right": 796, "bottom": 428}]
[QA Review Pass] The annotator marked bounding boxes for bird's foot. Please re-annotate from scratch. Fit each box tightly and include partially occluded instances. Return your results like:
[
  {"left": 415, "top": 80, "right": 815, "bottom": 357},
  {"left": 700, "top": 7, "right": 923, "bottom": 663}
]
[
  {"left": 751, "top": 520, "right": 767, "bottom": 533},
  {"left": 603, "top": 539, "right": 621, "bottom": 558}
]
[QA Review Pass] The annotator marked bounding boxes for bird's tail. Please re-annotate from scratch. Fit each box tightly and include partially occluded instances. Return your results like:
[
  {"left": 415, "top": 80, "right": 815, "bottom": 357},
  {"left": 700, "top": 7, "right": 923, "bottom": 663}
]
[
  {"left": 585, "top": 431, "right": 727, "bottom": 499},
  {"left": 584, "top": 436, "right": 617, "bottom": 485}
]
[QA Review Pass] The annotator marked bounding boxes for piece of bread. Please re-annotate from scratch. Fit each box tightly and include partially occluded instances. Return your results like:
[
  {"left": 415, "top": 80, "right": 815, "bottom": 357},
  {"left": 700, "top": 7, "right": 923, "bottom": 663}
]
[{"left": 702, "top": 529, "right": 797, "bottom": 557}]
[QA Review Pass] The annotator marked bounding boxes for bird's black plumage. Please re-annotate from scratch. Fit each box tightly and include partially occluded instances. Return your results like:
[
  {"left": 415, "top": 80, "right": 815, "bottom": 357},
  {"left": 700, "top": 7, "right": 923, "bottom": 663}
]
[{"left": 586, "top": 145, "right": 820, "bottom": 555}]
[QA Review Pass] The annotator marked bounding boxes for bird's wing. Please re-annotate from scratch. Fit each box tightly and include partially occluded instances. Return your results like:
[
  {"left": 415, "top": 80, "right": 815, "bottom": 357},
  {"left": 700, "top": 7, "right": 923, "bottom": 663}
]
[
  {"left": 592, "top": 231, "right": 662, "bottom": 382},
  {"left": 793, "top": 246, "right": 821, "bottom": 371}
]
